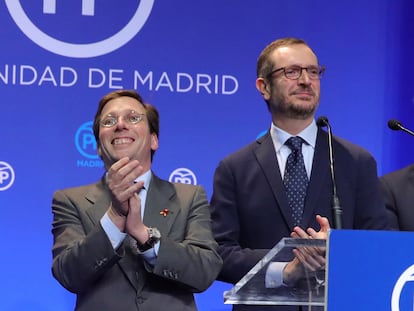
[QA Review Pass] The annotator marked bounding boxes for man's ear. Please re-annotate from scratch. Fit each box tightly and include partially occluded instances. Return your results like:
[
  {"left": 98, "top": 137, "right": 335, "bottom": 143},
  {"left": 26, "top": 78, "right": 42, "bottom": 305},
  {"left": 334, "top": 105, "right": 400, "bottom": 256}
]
[
  {"left": 256, "top": 78, "right": 270, "bottom": 100},
  {"left": 151, "top": 133, "right": 159, "bottom": 151}
]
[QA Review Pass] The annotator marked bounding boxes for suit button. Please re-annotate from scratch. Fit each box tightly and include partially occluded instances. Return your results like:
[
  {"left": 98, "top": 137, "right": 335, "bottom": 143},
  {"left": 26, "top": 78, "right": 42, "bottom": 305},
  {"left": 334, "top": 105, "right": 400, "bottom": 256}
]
[{"left": 94, "top": 258, "right": 108, "bottom": 270}]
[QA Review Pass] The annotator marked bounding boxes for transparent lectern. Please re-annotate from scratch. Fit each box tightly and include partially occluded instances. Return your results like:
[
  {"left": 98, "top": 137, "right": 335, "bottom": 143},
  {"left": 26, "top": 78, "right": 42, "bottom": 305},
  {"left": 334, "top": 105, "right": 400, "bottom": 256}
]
[{"left": 224, "top": 238, "right": 326, "bottom": 307}]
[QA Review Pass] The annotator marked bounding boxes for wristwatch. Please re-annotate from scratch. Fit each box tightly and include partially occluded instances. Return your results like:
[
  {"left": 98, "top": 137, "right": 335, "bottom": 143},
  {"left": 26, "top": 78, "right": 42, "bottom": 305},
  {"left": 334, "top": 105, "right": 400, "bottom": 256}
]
[{"left": 135, "top": 227, "right": 161, "bottom": 253}]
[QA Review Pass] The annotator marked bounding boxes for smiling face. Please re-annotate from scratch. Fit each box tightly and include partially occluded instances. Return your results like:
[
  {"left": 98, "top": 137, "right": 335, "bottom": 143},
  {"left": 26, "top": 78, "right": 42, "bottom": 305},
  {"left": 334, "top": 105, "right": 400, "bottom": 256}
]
[
  {"left": 257, "top": 43, "right": 321, "bottom": 126},
  {"left": 97, "top": 96, "right": 158, "bottom": 171}
]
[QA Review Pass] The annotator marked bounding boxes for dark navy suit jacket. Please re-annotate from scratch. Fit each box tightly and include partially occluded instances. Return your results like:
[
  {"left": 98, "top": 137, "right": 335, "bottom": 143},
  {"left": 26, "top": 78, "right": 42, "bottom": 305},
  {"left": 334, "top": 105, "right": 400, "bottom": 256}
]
[{"left": 210, "top": 128, "right": 390, "bottom": 311}]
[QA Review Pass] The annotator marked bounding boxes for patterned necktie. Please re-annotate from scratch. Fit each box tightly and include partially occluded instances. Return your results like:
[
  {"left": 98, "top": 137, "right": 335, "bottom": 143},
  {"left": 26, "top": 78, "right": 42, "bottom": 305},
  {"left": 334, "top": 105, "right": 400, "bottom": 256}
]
[{"left": 283, "top": 136, "right": 309, "bottom": 226}]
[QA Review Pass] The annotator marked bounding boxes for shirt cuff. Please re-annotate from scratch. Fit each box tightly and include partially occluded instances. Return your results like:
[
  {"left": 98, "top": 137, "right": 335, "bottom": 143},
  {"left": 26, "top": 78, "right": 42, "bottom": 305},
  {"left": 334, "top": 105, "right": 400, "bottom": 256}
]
[
  {"left": 265, "top": 262, "right": 289, "bottom": 288},
  {"left": 100, "top": 212, "right": 127, "bottom": 249},
  {"left": 139, "top": 241, "right": 160, "bottom": 266}
]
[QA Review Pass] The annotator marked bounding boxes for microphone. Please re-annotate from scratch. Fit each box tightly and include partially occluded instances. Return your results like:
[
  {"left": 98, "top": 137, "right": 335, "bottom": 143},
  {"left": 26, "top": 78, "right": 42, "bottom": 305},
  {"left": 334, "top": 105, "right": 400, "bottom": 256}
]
[
  {"left": 388, "top": 119, "right": 414, "bottom": 137},
  {"left": 316, "top": 116, "right": 343, "bottom": 229}
]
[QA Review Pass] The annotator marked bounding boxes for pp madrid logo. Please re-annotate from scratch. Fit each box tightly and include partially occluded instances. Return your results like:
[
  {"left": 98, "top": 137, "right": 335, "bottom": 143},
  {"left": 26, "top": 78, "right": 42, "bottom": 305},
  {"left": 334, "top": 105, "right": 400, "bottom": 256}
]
[
  {"left": 5, "top": 0, "right": 154, "bottom": 58},
  {"left": 75, "top": 121, "right": 98, "bottom": 159},
  {"left": 391, "top": 264, "right": 414, "bottom": 310},
  {"left": 0, "top": 161, "right": 15, "bottom": 191},
  {"left": 169, "top": 168, "right": 197, "bottom": 185},
  {"left": 75, "top": 121, "right": 104, "bottom": 168}
]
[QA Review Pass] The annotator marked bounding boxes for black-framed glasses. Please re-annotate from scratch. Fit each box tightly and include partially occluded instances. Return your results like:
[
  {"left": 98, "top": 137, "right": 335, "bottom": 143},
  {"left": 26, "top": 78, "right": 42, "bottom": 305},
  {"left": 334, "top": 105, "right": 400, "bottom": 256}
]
[
  {"left": 100, "top": 110, "right": 145, "bottom": 128},
  {"left": 268, "top": 65, "right": 326, "bottom": 80}
]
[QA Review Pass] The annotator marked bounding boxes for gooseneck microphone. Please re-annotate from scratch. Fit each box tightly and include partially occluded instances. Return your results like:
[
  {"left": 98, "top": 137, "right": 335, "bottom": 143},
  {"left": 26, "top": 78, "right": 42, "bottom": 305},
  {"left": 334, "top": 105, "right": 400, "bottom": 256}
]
[
  {"left": 316, "top": 116, "right": 343, "bottom": 229},
  {"left": 388, "top": 119, "right": 414, "bottom": 137}
]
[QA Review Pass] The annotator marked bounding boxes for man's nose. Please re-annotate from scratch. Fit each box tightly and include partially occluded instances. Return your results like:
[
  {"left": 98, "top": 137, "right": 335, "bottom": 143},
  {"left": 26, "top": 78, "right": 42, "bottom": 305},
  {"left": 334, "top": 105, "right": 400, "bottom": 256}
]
[
  {"left": 298, "top": 68, "right": 311, "bottom": 84},
  {"left": 115, "top": 116, "right": 128, "bottom": 129}
]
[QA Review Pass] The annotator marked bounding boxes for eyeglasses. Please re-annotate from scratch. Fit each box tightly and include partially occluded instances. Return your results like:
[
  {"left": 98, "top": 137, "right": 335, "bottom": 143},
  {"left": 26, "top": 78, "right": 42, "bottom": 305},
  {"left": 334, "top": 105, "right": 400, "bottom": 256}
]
[
  {"left": 268, "top": 65, "right": 326, "bottom": 80},
  {"left": 100, "top": 110, "right": 145, "bottom": 128}
]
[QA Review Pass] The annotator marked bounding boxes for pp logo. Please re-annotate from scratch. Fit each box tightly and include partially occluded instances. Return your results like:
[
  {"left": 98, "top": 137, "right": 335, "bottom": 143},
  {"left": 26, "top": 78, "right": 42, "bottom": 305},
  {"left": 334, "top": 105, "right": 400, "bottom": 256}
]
[
  {"left": 392, "top": 264, "right": 414, "bottom": 310},
  {"left": 5, "top": 0, "right": 154, "bottom": 58},
  {"left": 169, "top": 168, "right": 197, "bottom": 185},
  {"left": 0, "top": 161, "right": 15, "bottom": 191},
  {"left": 75, "top": 121, "right": 99, "bottom": 159}
]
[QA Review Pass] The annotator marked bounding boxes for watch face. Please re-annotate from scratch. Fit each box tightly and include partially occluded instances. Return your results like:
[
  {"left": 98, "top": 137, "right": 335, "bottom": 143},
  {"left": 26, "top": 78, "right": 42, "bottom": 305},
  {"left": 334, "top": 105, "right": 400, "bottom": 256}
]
[
  {"left": 149, "top": 227, "right": 161, "bottom": 240},
  {"left": 136, "top": 227, "right": 161, "bottom": 252},
  {"left": 129, "top": 228, "right": 161, "bottom": 254}
]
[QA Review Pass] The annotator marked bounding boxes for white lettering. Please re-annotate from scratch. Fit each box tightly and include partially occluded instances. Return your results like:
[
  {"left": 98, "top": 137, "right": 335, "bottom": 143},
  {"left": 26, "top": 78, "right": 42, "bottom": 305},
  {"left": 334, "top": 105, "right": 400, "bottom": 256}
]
[
  {"left": 108, "top": 69, "right": 124, "bottom": 89},
  {"left": 43, "top": 0, "right": 95, "bottom": 15},
  {"left": 155, "top": 72, "right": 174, "bottom": 92},
  {"left": 0, "top": 64, "right": 9, "bottom": 84},
  {"left": 82, "top": 0, "right": 95, "bottom": 16},
  {"left": 88, "top": 68, "right": 106, "bottom": 88},
  {"left": 196, "top": 74, "right": 212, "bottom": 94},
  {"left": 214, "top": 74, "right": 219, "bottom": 94},
  {"left": 134, "top": 71, "right": 153, "bottom": 90},
  {"left": 20, "top": 65, "right": 37, "bottom": 85},
  {"left": 132, "top": 71, "right": 239, "bottom": 95},
  {"left": 76, "top": 159, "right": 104, "bottom": 168},
  {"left": 0, "top": 170, "right": 10, "bottom": 183},
  {"left": 176, "top": 72, "right": 193, "bottom": 92},
  {"left": 38, "top": 66, "right": 57, "bottom": 86},
  {"left": 222, "top": 75, "right": 238, "bottom": 95},
  {"left": 60, "top": 67, "right": 78, "bottom": 87},
  {"left": 0, "top": 64, "right": 239, "bottom": 95},
  {"left": 43, "top": 0, "right": 56, "bottom": 14}
]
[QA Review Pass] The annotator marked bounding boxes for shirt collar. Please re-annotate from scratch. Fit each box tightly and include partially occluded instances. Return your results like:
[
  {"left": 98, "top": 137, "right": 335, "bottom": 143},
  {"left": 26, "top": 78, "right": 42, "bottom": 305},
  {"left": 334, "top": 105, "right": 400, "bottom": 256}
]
[
  {"left": 270, "top": 119, "right": 318, "bottom": 151},
  {"left": 134, "top": 169, "right": 152, "bottom": 190}
]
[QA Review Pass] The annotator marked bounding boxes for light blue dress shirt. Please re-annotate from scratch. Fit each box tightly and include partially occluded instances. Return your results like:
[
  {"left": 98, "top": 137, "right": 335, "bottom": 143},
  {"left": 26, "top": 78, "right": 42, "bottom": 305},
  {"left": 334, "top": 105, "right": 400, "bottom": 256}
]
[{"left": 100, "top": 170, "right": 159, "bottom": 265}]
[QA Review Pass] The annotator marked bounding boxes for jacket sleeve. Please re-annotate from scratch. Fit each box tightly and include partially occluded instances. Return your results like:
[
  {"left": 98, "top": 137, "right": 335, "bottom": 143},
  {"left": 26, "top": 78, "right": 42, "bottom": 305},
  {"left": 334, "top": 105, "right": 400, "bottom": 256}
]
[
  {"left": 151, "top": 185, "right": 223, "bottom": 292},
  {"left": 51, "top": 189, "right": 123, "bottom": 294}
]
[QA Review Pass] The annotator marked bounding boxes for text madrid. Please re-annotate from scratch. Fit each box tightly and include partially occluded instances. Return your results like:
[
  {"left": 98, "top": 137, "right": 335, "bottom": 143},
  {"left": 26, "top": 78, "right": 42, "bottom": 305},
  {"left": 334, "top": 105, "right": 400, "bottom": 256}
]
[{"left": 0, "top": 64, "right": 239, "bottom": 95}]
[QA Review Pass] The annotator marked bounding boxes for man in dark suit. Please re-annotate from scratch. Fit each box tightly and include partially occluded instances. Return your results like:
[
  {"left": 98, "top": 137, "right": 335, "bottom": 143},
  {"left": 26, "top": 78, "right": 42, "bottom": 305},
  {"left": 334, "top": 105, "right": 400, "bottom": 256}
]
[
  {"left": 51, "top": 90, "right": 222, "bottom": 311},
  {"left": 380, "top": 164, "right": 414, "bottom": 231},
  {"left": 210, "top": 37, "right": 390, "bottom": 311}
]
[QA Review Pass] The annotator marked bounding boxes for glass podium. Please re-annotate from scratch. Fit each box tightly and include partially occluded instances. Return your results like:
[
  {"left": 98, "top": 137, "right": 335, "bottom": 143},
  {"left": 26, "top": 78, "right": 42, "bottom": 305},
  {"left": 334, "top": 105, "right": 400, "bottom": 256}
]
[{"left": 224, "top": 238, "right": 327, "bottom": 307}]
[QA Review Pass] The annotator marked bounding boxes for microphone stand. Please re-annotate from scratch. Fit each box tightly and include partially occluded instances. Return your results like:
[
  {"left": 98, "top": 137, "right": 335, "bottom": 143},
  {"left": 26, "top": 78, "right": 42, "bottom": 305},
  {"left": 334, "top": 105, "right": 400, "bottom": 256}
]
[
  {"left": 326, "top": 123, "right": 343, "bottom": 230},
  {"left": 317, "top": 117, "right": 343, "bottom": 229}
]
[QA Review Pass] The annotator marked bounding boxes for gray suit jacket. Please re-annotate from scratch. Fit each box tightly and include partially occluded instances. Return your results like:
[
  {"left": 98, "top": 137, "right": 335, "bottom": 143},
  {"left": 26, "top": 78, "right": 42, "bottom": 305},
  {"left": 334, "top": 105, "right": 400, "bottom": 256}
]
[{"left": 51, "top": 173, "right": 222, "bottom": 311}]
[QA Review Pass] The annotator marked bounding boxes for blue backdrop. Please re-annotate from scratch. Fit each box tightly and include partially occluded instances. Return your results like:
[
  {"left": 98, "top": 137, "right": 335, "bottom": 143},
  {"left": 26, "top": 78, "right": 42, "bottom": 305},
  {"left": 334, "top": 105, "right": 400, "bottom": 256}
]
[{"left": 1, "top": 1, "right": 413, "bottom": 310}]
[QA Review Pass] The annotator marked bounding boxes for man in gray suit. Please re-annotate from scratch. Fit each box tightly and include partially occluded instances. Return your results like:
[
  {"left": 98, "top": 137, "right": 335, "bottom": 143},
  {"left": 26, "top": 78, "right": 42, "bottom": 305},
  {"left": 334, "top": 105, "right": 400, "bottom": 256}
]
[{"left": 51, "top": 89, "right": 222, "bottom": 311}]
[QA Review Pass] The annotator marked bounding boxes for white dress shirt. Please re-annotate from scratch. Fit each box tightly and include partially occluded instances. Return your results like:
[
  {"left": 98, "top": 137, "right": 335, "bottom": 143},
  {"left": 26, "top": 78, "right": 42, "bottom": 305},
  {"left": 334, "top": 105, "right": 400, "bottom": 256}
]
[{"left": 266, "top": 120, "right": 318, "bottom": 288}]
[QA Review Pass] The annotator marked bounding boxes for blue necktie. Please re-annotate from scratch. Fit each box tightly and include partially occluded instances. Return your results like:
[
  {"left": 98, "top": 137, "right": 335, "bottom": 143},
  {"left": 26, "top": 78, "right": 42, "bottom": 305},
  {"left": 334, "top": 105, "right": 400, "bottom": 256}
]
[{"left": 283, "top": 136, "right": 309, "bottom": 226}]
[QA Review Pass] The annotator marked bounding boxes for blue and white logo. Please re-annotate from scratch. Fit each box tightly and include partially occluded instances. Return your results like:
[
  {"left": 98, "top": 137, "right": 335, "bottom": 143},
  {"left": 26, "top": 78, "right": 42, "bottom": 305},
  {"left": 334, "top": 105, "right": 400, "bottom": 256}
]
[
  {"left": 392, "top": 264, "right": 414, "bottom": 310},
  {"left": 169, "top": 168, "right": 197, "bottom": 185},
  {"left": 75, "top": 121, "right": 98, "bottom": 159},
  {"left": 5, "top": 0, "right": 154, "bottom": 58},
  {"left": 0, "top": 161, "right": 15, "bottom": 191}
]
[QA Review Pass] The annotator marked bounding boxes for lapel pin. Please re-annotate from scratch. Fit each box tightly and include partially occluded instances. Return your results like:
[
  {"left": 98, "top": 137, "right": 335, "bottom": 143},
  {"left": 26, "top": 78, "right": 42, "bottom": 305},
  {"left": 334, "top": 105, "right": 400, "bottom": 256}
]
[{"left": 160, "top": 208, "right": 169, "bottom": 217}]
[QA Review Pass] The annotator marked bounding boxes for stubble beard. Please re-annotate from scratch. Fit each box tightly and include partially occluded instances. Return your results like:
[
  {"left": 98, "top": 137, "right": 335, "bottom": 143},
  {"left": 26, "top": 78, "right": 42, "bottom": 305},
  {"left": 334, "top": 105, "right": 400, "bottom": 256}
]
[
  {"left": 272, "top": 93, "right": 319, "bottom": 120},
  {"left": 285, "top": 100, "right": 318, "bottom": 119}
]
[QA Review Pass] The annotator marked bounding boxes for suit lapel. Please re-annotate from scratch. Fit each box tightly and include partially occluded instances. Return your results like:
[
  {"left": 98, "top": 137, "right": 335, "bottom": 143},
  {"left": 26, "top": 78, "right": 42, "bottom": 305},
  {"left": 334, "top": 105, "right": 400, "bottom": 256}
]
[
  {"left": 301, "top": 128, "right": 330, "bottom": 227},
  {"left": 84, "top": 177, "right": 111, "bottom": 225},
  {"left": 255, "top": 129, "right": 332, "bottom": 229},
  {"left": 254, "top": 133, "right": 294, "bottom": 228},
  {"left": 143, "top": 174, "right": 178, "bottom": 234}
]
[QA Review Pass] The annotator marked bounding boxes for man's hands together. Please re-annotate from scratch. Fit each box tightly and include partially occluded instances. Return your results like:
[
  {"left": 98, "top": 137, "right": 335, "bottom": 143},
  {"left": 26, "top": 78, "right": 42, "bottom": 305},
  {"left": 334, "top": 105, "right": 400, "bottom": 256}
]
[
  {"left": 106, "top": 157, "right": 149, "bottom": 244},
  {"left": 283, "top": 215, "right": 330, "bottom": 286}
]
